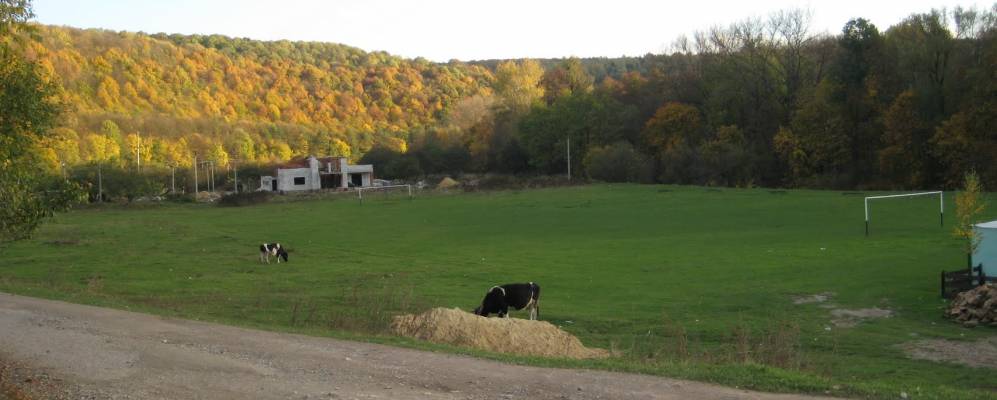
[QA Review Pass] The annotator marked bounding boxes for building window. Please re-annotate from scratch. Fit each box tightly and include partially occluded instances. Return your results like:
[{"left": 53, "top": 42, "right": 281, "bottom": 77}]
[{"left": 294, "top": 177, "right": 306, "bottom": 185}]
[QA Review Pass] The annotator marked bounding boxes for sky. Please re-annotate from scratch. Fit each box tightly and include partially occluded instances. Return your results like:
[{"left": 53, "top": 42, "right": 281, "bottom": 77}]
[{"left": 33, "top": 0, "right": 991, "bottom": 61}]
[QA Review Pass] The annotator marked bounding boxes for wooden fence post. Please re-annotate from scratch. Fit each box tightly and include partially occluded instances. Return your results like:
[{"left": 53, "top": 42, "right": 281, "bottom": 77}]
[{"left": 941, "top": 270, "right": 946, "bottom": 298}]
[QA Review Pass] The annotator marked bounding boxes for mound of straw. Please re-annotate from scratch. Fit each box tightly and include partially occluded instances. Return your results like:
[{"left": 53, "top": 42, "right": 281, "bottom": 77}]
[{"left": 392, "top": 308, "right": 608, "bottom": 359}]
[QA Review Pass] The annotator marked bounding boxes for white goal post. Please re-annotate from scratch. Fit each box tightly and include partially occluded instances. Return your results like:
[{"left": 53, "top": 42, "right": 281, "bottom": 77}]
[
  {"left": 356, "top": 184, "right": 413, "bottom": 204},
  {"left": 864, "top": 191, "right": 943, "bottom": 236}
]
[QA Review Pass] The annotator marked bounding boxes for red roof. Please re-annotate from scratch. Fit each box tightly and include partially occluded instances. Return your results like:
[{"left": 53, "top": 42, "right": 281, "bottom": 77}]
[{"left": 276, "top": 158, "right": 310, "bottom": 169}]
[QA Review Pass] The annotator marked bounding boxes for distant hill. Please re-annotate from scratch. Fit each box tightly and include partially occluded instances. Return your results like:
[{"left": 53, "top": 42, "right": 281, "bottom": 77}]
[
  {"left": 468, "top": 55, "right": 657, "bottom": 83},
  {"left": 25, "top": 6, "right": 997, "bottom": 191},
  {"left": 28, "top": 25, "right": 494, "bottom": 166}
]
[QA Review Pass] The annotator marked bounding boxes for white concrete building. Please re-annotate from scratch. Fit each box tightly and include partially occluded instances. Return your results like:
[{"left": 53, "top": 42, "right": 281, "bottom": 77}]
[{"left": 259, "top": 156, "right": 373, "bottom": 192}]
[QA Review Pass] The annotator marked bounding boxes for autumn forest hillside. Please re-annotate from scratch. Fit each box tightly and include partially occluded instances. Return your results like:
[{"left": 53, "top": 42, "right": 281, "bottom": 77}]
[
  {"left": 29, "top": 24, "right": 493, "bottom": 166},
  {"left": 25, "top": 6, "right": 997, "bottom": 190}
]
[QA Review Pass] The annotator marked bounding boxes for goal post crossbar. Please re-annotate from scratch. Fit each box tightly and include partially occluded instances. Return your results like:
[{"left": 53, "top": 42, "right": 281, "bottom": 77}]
[
  {"left": 864, "top": 191, "right": 943, "bottom": 236},
  {"left": 356, "top": 184, "right": 412, "bottom": 204}
]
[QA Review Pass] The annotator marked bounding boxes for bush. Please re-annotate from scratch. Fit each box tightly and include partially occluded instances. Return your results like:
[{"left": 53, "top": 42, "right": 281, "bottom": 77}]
[
  {"left": 166, "top": 193, "right": 196, "bottom": 203},
  {"left": 218, "top": 191, "right": 273, "bottom": 207},
  {"left": 69, "top": 165, "right": 168, "bottom": 202},
  {"left": 358, "top": 146, "right": 402, "bottom": 169},
  {"left": 384, "top": 155, "right": 423, "bottom": 179},
  {"left": 473, "top": 174, "right": 520, "bottom": 190},
  {"left": 583, "top": 142, "right": 654, "bottom": 183},
  {"left": 462, "top": 174, "right": 580, "bottom": 192}
]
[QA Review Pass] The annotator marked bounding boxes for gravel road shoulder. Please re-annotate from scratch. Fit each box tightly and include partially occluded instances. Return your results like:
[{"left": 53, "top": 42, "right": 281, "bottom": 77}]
[{"left": 0, "top": 293, "right": 839, "bottom": 400}]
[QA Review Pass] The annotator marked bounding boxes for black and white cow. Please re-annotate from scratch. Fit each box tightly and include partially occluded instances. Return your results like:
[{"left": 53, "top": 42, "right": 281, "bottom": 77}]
[
  {"left": 473, "top": 282, "right": 540, "bottom": 320},
  {"left": 259, "top": 243, "right": 289, "bottom": 264}
]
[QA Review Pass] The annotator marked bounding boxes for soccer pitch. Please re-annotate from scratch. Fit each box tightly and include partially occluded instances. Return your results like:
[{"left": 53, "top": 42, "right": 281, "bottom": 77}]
[{"left": 2, "top": 184, "right": 995, "bottom": 399}]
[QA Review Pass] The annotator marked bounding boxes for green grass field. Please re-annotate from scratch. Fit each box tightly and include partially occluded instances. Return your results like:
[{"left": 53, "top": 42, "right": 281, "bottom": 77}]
[{"left": 2, "top": 185, "right": 996, "bottom": 399}]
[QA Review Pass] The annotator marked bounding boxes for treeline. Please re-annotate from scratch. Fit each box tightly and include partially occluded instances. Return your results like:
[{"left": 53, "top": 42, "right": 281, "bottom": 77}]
[
  {"left": 364, "top": 6, "right": 997, "bottom": 189},
  {"left": 28, "top": 5, "right": 997, "bottom": 190}
]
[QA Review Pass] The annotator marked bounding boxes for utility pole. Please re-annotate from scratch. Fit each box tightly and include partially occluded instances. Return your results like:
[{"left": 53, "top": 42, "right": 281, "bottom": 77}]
[
  {"left": 136, "top": 132, "right": 141, "bottom": 172},
  {"left": 232, "top": 160, "right": 239, "bottom": 193},
  {"left": 566, "top": 137, "right": 571, "bottom": 180},
  {"left": 170, "top": 165, "right": 176, "bottom": 194},
  {"left": 193, "top": 155, "right": 199, "bottom": 194}
]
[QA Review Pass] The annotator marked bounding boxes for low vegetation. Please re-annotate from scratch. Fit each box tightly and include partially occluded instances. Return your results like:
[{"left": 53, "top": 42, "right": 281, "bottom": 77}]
[
  {"left": 217, "top": 190, "right": 273, "bottom": 207},
  {"left": 1, "top": 185, "right": 995, "bottom": 399}
]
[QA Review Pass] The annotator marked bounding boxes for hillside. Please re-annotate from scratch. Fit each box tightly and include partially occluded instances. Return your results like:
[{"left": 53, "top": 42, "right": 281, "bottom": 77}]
[
  {"left": 22, "top": 6, "right": 997, "bottom": 190},
  {"left": 26, "top": 25, "right": 493, "bottom": 166}
]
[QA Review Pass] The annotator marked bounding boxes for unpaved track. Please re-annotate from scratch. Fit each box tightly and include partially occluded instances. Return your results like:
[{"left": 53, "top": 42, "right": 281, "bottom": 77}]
[{"left": 0, "top": 293, "right": 838, "bottom": 400}]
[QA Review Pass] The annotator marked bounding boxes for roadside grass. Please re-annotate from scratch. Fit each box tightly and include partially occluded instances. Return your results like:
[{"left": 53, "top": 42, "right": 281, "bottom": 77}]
[{"left": 1, "top": 184, "right": 995, "bottom": 399}]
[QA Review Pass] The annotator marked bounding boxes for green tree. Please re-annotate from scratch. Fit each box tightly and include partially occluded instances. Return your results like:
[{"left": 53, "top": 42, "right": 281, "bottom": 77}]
[
  {"left": 583, "top": 142, "right": 652, "bottom": 183},
  {"left": 931, "top": 103, "right": 997, "bottom": 187},
  {"left": 0, "top": 0, "right": 82, "bottom": 243},
  {"left": 100, "top": 119, "right": 122, "bottom": 146},
  {"left": 829, "top": 18, "right": 883, "bottom": 183},
  {"left": 885, "top": 11, "right": 954, "bottom": 118},
  {"left": 699, "top": 125, "right": 753, "bottom": 187},
  {"left": 878, "top": 90, "right": 931, "bottom": 188},
  {"left": 519, "top": 93, "right": 633, "bottom": 174},
  {"left": 929, "top": 7, "right": 997, "bottom": 188},
  {"left": 784, "top": 83, "right": 852, "bottom": 186},
  {"left": 0, "top": 0, "right": 33, "bottom": 38}
]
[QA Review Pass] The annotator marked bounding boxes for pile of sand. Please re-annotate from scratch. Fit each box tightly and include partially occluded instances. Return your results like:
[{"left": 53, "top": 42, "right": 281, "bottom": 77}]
[
  {"left": 436, "top": 177, "right": 460, "bottom": 189},
  {"left": 391, "top": 308, "right": 609, "bottom": 359}
]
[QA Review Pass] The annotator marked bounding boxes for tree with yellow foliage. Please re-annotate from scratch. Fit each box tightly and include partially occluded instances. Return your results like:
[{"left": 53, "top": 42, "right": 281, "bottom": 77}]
[
  {"left": 330, "top": 138, "right": 351, "bottom": 159},
  {"left": 954, "top": 171, "right": 986, "bottom": 267},
  {"left": 82, "top": 133, "right": 120, "bottom": 163},
  {"left": 208, "top": 144, "right": 229, "bottom": 167},
  {"left": 493, "top": 60, "right": 544, "bottom": 114},
  {"left": 164, "top": 138, "right": 192, "bottom": 167},
  {"left": 48, "top": 127, "right": 82, "bottom": 165},
  {"left": 96, "top": 76, "right": 120, "bottom": 109}
]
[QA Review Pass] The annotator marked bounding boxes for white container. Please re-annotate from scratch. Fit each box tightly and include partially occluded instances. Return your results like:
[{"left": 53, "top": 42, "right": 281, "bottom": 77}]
[{"left": 972, "top": 220, "right": 997, "bottom": 277}]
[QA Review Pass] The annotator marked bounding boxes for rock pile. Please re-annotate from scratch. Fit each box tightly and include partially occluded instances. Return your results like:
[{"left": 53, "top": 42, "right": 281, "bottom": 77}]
[{"left": 946, "top": 283, "right": 997, "bottom": 327}]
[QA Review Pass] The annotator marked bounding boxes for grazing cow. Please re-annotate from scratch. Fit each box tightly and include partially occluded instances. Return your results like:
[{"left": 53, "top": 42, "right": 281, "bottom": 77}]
[
  {"left": 259, "top": 243, "right": 289, "bottom": 264},
  {"left": 473, "top": 282, "right": 540, "bottom": 320}
]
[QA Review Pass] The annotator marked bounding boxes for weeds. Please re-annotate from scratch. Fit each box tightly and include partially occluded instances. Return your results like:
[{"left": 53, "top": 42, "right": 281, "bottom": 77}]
[
  {"left": 218, "top": 191, "right": 273, "bottom": 207},
  {"left": 44, "top": 268, "right": 61, "bottom": 289},
  {"left": 84, "top": 275, "right": 103, "bottom": 294},
  {"left": 277, "top": 274, "right": 428, "bottom": 335},
  {"left": 627, "top": 313, "right": 804, "bottom": 371}
]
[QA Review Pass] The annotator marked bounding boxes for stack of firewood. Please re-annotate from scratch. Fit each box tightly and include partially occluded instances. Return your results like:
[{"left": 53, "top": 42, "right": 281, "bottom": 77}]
[{"left": 946, "top": 283, "right": 997, "bottom": 327}]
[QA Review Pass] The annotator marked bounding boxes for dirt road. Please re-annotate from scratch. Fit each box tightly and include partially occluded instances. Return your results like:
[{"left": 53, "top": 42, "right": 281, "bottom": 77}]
[{"left": 0, "top": 293, "right": 838, "bottom": 400}]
